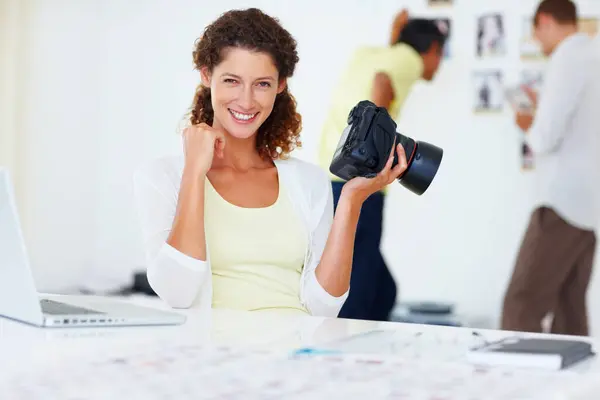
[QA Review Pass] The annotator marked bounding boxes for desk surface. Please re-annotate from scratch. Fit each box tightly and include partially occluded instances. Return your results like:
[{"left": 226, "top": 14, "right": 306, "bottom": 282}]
[{"left": 1, "top": 295, "right": 599, "bottom": 399}]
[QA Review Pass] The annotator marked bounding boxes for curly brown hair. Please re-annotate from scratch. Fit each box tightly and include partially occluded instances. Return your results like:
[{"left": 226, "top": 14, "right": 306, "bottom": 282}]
[{"left": 189, "top": 8, "right": 302, "bottom": 160}]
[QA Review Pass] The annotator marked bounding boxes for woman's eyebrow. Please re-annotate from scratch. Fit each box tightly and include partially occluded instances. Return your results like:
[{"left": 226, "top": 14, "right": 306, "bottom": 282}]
[{"left": 220, "top": 73, "right": 276, "bottom": 81}]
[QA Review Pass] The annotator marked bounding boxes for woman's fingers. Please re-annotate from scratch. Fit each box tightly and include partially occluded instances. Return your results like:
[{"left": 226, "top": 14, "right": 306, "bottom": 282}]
[
  {"left": 209, "top": 129, "right": 226, "bottom": 159},
  {"left": 217, "top": 133, "right": 226, "bottom": 159},
  {"left": 384, "top": 146, "right": 395, "bottom": 171},
  {"left": 390, "top": 144, "right": 408, "bottom": 181},
  {"left": 382, "top": 138, "right": 397, "bottom": 172},
  {"left": 375, "top": 143, "right": 394, "bottom": 183}
]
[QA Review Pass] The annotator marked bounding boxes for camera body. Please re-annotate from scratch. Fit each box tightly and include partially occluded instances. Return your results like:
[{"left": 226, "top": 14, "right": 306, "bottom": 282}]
[{"left": 329, "top": 100, "right": 443, "bottom": 196}]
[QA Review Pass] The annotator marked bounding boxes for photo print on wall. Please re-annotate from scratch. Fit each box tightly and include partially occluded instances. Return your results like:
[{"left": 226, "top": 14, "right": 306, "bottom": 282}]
[
  {"left": 521, "top": 141, "right": 535, "bottom": 171},
  {"left": 473, "top": 70, "right": 503, "bottom": 113},
  {"left": 428, "top": 0, "right": 453, "bottom": 7},
  {"left": 520, "top": 18, "right": 543, "bottom": 60},
  {"left": 520, "top": 69, "right": 544, "bottom": 93},
  {"left": 476, "top": 13, "right": 506, "bottom": 57}
]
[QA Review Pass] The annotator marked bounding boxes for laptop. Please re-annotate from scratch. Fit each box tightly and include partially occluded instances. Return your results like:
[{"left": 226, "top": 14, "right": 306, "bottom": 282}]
[{"left": 0, "top": 167, "right": 186, "bottom": 328}]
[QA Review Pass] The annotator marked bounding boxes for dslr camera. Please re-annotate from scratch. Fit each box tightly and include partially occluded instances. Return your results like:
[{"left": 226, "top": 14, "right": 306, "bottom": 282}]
[{"left": 329, "top": 100, "right": 443, "bottom": 196}]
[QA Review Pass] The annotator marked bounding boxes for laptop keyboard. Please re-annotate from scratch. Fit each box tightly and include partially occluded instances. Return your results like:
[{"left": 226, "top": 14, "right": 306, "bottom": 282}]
[{"left": 40, "top": 299, "right": 104, "bottom": 315}]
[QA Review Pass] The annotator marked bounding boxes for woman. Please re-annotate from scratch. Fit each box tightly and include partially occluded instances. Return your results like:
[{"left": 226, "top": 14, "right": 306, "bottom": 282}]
[{"left": 133, "top": 8, "right": 407, "bottom": 318}]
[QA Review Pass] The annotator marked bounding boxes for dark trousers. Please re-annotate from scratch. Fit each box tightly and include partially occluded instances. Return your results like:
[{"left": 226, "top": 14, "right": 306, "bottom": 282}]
[
  {"left": 331, "top": 181, "right": 397, "bottom": 321},
  {"left": 501, "top": 206, "right": 596, "bottom": 336}
]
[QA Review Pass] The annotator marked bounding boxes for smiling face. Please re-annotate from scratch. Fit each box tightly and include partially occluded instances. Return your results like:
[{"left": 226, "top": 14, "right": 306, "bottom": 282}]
[{"left": 201, "top": 47, "right": 286, "bottom": 140}]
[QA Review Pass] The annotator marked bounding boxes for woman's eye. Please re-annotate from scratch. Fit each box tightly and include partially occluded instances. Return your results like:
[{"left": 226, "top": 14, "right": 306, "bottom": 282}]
[
  {"left": 258, "top": 81, "right": 271, "bottom": 88},
  {"left": 224, "top": 78, "right": 237, "bottom": 84}
]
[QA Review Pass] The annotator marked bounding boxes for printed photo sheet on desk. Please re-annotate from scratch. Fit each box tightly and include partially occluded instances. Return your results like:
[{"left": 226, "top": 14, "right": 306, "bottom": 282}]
[{"left": 2, "top": 330, "right": 599, "bottom": 400}]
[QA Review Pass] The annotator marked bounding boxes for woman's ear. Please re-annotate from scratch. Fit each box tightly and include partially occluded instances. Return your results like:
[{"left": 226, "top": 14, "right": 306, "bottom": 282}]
[
  {"left": 277, "top": 78, "right": 287, "bottom": 94},
  {"left": 200, "top": 67, "right": 211, "bottom": 87}
]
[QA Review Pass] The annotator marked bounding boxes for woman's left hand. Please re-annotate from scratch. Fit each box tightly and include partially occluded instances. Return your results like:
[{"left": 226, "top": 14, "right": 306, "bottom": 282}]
[{"left": 341, "top": 142, "right": 408, "bottom": 205}]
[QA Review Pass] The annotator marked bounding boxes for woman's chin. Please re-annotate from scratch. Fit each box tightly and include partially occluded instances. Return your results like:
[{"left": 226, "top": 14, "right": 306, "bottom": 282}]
[{"left": 223, "top": 124, "right": 258, "bottom": 140}]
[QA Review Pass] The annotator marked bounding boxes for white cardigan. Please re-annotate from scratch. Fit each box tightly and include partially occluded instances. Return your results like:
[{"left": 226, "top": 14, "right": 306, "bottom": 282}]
[{"left": 133, "top": 155, "right": 349, "bottom": 317}]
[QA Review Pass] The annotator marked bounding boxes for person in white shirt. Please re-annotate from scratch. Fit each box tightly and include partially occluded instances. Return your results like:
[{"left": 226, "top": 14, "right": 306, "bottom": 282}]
[
  {"left": 133, "top": 8, "right": 409, "bottom": 318},
  {"left": 501, "top": 0, "right": 599, "bottom": 335}
]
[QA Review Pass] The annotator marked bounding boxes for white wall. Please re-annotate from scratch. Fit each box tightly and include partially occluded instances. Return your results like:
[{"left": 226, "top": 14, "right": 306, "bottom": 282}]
[
  {"left": 12, "top": 0, "right": 104, "bottom": 291},
  {"left": 10, "top": 0, "right": 600, "bottom": 332},
  {"left": 0, "top": 0, "right": 23, "bottom": 187}
]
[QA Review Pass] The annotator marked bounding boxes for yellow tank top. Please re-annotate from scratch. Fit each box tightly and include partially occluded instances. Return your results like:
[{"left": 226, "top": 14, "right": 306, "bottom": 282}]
[{"left": 204, "top": 178, "right": 309, "bottom": 315}]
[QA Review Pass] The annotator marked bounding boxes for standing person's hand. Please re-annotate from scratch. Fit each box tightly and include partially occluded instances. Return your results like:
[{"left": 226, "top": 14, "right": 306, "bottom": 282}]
[
  {"left": 521, "top": 85, "right": 538, "bottom": 108},
  {"left": 514, "top": 85, "right": 537, "bottom": 132},
  {"left": 389, "top": 9, "right": 410, "bottom": 45},
  {"left": 341, "top": 141, "right": 408, "bottom": 205},
  {"left": 515, "top": 112, "right": 534, "bottom": 132},
  {"left": 182, "top": 123, "right": 226, "bottom": 176}
]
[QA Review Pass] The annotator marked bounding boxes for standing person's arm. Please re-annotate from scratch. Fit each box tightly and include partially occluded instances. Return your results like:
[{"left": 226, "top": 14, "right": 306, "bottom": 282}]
[
  {"left": 371, "top": 73, "right": 395, "bottom": 110},
  {"left": 516, "top": 50, "right": 589, "bottom": 155},
  {"left": 373, "top": 9, "right": 410, "bottom": 111},
  {"left": 389, "top": 9, "right": 409, "bottom": 45}
]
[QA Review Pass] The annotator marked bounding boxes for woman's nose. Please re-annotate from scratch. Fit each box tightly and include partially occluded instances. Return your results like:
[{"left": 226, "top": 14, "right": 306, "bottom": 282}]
[{"left": 237, "top": 86, "right": 254, "bottom": 110}]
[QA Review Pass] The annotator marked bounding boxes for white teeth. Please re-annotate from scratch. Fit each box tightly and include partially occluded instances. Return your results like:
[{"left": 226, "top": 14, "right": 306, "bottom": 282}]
[{"left": 229, "top": 109, "right": 256, "bottom": 121}]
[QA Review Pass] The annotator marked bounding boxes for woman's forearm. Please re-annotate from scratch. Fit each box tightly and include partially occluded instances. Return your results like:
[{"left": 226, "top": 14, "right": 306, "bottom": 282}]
[
  {"left": 166, "top": 167, "right": 208, "bottom": 261},
  {"left": 314, "top": 193, "right": 363, "bottom": 297}
]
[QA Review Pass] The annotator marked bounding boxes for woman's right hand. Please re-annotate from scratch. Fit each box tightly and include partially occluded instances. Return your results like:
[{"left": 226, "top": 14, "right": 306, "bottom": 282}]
[{"left": 182, "top": 123, "right": 226, "bottom": 176}]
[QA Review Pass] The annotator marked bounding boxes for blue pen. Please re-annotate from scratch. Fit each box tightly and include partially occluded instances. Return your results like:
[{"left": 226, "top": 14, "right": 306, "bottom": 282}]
[{"left": 292, "top": 347, "right": 342, "bottom": 356}]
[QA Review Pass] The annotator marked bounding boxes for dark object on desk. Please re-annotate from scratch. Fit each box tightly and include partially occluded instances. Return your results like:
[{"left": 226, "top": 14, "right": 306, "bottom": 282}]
[
  {"left": 467, "top": 337, "right": 595, "bottom": 371},
  {"left": 132, "top": 272, "right": 157, "bottom": 296},
  {"left": 80, "top": 272, "right": 158, "bottom": 297},
  {"left": 406, "top": 301, "right": 453, "bottom": 315},
  {"left": 329, "top": 100, "right": 443, "bottom": 196},
  {"left": 390, "top": 302, "right": 462, "bottom": 327}
]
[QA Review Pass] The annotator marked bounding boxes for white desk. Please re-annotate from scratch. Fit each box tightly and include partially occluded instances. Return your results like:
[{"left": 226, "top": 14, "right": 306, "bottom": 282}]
[{"left": 1, "top": 295, "right": 599, "bottom": 399}]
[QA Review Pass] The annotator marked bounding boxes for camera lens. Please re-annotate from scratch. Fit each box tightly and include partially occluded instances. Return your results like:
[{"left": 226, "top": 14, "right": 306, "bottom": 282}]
[{"left": 398, "top": 140, "right": 443, "bottom": 195}]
